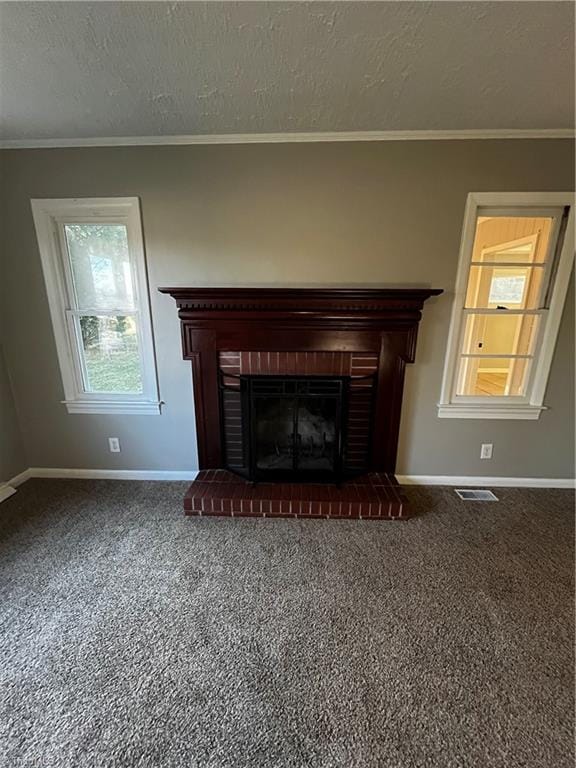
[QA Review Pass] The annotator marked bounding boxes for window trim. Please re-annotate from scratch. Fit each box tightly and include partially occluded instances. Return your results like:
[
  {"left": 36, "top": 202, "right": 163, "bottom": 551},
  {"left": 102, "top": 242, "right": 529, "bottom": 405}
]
[
  {"left": 31, "top": 197, "right": 161, "bottom": 415},
  {"left": 438, "top": 192, "right": 574, "bottom": 420}
]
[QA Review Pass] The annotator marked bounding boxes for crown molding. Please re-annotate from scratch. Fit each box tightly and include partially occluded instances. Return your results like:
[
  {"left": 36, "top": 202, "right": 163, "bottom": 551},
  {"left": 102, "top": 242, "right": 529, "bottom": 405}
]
[{"left": 0, "top": 128, "right": 573, "bottom": 150}]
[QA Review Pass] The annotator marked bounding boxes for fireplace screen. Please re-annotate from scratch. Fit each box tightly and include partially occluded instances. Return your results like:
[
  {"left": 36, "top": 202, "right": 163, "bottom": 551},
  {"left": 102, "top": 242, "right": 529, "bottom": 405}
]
[
  {"left": 252, "top": 378, "right": 343, "bottom": 479},
  {"left": 220, "top": 375, "right": 348, "bottom": 482}
]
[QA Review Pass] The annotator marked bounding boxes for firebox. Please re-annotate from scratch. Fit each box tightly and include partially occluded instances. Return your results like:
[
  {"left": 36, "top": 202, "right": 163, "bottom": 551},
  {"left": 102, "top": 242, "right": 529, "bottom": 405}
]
[{"left": 220, "top": 373, "right": 373, "bottom": 483}]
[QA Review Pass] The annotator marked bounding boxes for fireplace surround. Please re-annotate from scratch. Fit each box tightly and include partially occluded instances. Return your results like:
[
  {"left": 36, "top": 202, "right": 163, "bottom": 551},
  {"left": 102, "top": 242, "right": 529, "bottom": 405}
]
[{"left": 160, "top": 286, "right": 442, "bottom": 519}]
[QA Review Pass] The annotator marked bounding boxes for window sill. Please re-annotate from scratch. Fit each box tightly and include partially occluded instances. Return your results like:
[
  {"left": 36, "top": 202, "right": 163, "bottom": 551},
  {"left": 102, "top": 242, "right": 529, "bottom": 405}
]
[
  {"left": 437, "top": 404, "right": 545, "bottom": 420},
  {"left": 63, "top": 399, "right": 162, "bottom": 415}
]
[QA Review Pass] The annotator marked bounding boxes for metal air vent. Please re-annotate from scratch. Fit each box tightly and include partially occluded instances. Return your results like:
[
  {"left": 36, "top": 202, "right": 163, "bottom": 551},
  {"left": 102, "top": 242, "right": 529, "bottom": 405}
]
[{"left": 455, "top": 489, "right": 499, "bottom": 501}]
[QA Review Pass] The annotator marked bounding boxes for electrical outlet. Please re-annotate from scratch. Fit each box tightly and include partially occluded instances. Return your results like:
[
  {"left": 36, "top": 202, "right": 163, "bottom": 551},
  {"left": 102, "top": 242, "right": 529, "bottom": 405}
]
[
  {"left": 108, "top": 437, "right": 121, "bottom": 453},
  {"left": 480, "top": 443, "right": 493, "bottom": 460}
]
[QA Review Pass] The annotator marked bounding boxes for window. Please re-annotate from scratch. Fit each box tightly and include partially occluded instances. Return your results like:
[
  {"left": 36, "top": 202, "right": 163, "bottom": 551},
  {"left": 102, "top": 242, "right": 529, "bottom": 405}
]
[
  {"left": 439, "top": 193, "right": 574, "bottom": 420},
  {"left": 31, "top": 198, "right": 160, "bottom": 414}
]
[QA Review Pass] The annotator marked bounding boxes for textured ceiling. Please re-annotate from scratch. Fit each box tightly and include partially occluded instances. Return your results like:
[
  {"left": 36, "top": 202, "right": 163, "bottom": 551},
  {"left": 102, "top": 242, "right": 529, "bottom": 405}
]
[{"left": 0, "top": 1, "right": 573, "bottom": 141}]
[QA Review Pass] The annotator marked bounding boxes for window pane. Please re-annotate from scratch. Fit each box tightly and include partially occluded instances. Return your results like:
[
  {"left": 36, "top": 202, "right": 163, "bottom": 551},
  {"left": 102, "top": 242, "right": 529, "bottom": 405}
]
[
  {"left": 461, "top": 314, "right": 540, "bottom": 357},
  {"left": 465, "top": 266, "right": 544, "bottom": 309},
  {"left": 473, "top": 217, "right": 554, "bottom": 264},
  {"left": 456, "top": 357, "right": 531, "bottom": 397},
  {"left": 79, "top": 315, "right": 143, "bottom": 393},
  {"left": 65, "top": 224, "right": 136, "bottom": 310}
]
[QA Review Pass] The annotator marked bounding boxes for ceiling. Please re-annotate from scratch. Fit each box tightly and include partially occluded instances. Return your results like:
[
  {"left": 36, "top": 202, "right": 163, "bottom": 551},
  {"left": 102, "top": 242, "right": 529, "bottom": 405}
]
[{"left": 0, "top": 1, "right": 573, "bottom": 144}]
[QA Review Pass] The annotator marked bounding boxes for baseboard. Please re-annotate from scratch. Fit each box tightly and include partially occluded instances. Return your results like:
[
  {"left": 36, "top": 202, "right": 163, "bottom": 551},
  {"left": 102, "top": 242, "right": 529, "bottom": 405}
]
[
  {"left": 9, "top": 468, "right": 199, "bottom": 483},
  {"left": 6, "top": 468, "right": 574, "bottom": 490},
  {"left": 397, "top": 475, "right": 576, "bottom": 489},
  {"left": 0, "top": 483, "right": 17, "bottom": 503},
  {"left": 6, "top": 469, "right": 31, "bottom": 487}
]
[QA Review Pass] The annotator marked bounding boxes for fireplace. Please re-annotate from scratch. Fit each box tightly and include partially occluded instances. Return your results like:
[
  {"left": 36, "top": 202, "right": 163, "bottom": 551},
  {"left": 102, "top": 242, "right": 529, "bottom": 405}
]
[{"left": 159, "top": 287, "right": 442, "bottom": 519}]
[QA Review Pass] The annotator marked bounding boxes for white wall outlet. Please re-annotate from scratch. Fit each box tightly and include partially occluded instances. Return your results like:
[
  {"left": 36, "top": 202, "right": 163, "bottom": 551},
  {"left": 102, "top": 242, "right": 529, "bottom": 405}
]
[
  {"left": 480, "top": 443, "right": 493, "bottom": 460},
  {"left": 108, "top": 437, "right": 121, "bottom": 453}
]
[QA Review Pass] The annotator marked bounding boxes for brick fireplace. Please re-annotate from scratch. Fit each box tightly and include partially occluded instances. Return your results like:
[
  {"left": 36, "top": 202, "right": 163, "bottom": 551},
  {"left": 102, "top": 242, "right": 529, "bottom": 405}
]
[{"left": 159, "top": 287, "right": 442, "bottom": 519}]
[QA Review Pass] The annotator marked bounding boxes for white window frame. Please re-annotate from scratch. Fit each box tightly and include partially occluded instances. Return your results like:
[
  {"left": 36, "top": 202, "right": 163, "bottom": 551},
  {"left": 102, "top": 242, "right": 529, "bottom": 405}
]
[
  {"left": 31, "top": 197, "right": 161, "bottom": 415},
  {"left": 438, "top": 192, "right": 574, "bottom": 420}
]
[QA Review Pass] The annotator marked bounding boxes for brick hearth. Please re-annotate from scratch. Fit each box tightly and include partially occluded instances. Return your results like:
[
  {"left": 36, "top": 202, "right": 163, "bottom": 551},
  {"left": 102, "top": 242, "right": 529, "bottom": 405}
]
[{"left": 184, "top": 470, "right": 409, "bottom": 520}]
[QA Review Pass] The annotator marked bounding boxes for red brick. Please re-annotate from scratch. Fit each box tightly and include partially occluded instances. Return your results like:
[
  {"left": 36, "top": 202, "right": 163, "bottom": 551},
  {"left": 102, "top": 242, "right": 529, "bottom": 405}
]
[
  {"left": 181, "top": 472, "right": 410, "bottom": 520},
  {"left": 188, "top": 483, "right": 209, "bottom": 512},
  {"left": 229, "top": 485, "right": 242, "bottom": 514}
]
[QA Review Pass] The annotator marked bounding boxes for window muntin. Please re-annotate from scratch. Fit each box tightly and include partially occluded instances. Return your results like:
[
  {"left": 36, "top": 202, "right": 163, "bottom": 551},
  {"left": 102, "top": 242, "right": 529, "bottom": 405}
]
[{"left": 31, "top": 198, "right": 160, "bottom": 415}]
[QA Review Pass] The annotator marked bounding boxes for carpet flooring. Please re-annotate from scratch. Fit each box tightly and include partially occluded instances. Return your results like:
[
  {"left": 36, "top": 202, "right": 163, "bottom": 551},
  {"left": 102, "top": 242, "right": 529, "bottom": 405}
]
[{"left": 0, "top": 480, "right": 573, "bottom": 768}]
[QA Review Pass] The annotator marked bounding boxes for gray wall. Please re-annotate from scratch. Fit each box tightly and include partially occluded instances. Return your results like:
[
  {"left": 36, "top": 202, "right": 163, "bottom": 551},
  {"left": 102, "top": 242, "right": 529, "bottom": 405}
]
[{"left": 0, "top": 140, "right": 574, "bottom": 478}]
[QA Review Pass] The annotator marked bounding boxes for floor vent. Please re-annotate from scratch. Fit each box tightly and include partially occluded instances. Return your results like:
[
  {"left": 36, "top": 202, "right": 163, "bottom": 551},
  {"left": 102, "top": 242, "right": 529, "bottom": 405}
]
[{"left": 455, "top": 489, "right": 499, "bottom": 501}]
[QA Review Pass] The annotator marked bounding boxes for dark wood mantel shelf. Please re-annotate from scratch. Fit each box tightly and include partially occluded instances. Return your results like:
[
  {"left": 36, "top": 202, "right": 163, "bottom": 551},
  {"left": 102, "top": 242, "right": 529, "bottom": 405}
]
[
  {"left": 158, "top": 286, "right": 443, "bottom": 314},
  {"left": 159, "top": 286, "right": 443, "bottom": 493}
]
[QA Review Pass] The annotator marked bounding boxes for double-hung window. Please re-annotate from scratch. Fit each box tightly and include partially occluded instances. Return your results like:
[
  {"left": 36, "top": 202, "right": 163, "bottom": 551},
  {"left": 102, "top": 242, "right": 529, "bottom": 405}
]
[
  {"left": 32, "top": 198, "right": 160, "bottom": 414},
  {"left": 439, "top": 193, "right": 574, "bottom": 420}
]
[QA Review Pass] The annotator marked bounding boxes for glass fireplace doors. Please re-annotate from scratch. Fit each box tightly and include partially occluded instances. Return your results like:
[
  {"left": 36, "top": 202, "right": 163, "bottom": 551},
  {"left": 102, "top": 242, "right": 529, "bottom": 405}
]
[{"left": 220, "top": 375, "right": 347, "bottom": 483}]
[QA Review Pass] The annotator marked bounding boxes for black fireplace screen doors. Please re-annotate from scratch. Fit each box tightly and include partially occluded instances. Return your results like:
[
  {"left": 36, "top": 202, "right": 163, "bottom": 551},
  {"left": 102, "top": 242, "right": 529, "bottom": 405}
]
[{"left": 220, "top": 375, "right": 350, "bottom": 483}]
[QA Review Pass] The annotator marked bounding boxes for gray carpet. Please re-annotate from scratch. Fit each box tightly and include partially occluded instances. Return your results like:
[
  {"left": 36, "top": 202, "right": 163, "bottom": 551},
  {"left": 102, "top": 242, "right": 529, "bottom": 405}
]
[{"left": 0, "top": 480, "right": 573, "bottom": 768}]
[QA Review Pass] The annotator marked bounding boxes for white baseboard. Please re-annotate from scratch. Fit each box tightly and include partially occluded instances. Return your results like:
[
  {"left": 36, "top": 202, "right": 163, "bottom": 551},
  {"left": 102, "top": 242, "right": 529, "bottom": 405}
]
[
  {"left": 8, "top": 468, "right": 199, "bottom": 484},
  {"left": 397, "top": 475, "right": 575, "bottom": 489},
  {"left": 0, "top": 483, "right": 17, "bottom": 503},
  {"left": 6, "top": 468, "right": 574, "bottom": 490},
  {"left": 6, "top": 469, "right": 31, "bottom": 487}
]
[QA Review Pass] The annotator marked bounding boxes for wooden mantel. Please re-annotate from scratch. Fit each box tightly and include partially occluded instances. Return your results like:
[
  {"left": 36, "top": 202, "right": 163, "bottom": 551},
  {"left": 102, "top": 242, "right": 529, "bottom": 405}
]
[
  {"left": 159, "top": 286, "right": 443, "bottom": 472},
  {"left": 159, "top": 286, "right": 442, "bottom": 314}
]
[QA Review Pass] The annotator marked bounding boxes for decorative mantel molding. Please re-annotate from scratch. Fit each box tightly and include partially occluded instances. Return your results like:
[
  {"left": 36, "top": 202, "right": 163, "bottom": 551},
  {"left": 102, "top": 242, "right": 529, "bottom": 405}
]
[
  {"left": 159, "top": 286, "right": 442, "bottom": 313},
  {"left": 160, "top": 286, "right": 442, "bottom": 472}
]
